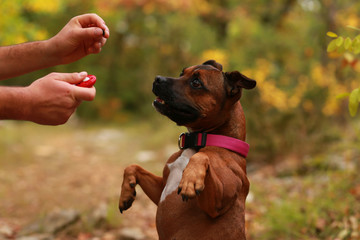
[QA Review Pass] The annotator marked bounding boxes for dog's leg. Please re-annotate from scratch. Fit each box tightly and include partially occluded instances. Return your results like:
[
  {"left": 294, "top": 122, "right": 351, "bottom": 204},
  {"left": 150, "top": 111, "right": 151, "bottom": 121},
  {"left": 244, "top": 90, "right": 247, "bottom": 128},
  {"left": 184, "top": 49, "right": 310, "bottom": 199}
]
[
  {"left": 119, "top": 164, "right": 163, "bottom": 213},
  {"left": 178, "top": 152, "right": 209, "bottom": 200},
  {"left": 178, "top": 151, "right": 247, "bottom": 218}
]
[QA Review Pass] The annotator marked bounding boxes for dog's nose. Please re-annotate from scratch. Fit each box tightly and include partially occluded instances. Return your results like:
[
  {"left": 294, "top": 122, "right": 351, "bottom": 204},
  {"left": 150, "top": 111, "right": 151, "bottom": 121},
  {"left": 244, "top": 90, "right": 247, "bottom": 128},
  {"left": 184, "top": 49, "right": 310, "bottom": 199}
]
[{"left": 154, "top": 75, "right": 167, "bottom": 84}]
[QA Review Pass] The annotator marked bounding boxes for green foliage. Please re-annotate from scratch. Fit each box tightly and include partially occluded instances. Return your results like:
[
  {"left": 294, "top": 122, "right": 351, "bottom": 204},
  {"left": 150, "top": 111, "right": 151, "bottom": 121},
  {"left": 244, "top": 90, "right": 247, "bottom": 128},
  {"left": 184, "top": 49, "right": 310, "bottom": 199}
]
[
  {"left": 349, "top": 88, "right": 360, "bottom": 116},
  {"left": 1, "top": 2, "right": 360, "bottom": 239},
  {"left": 248, "top": 154, "right": 360, "bottom": 240},
  {"left": 1, "top": 0, "right": 360, "bottom": 162},
  {"left": 327, "top": 26, "right": 360, "bottom": 117},
  {"left": 327, "top": 30, "right": 360, "bottom": 55}
]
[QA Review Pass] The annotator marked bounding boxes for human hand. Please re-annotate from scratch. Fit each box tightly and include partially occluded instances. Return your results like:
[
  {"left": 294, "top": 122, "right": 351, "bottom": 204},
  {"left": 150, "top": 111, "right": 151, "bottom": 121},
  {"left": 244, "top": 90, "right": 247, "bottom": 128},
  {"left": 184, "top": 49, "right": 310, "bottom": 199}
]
[
  {"left": 47, "top": 13, "right": 110, "bottom": 65},
  {"left": 23, "top": 72, "right": 96, "bottom": 125}
]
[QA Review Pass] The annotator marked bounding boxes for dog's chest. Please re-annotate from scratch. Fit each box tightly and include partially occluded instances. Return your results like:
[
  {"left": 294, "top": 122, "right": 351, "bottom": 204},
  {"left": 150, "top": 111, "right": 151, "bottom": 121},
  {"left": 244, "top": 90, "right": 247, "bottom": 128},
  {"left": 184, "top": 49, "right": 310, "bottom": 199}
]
[{"left": 160, "top": 148, "right": 196, "bottom": 202}]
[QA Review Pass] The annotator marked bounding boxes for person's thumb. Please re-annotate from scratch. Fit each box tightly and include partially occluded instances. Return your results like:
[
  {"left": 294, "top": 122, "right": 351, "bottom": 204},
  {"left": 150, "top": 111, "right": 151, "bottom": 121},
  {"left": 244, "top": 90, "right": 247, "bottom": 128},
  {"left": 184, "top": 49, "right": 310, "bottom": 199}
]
[
  {"left": 77, "top": 27, "right": 104, "bottom": 41},
  {"left": 57, "top": 71, "right": 88, "bottom": 84}
]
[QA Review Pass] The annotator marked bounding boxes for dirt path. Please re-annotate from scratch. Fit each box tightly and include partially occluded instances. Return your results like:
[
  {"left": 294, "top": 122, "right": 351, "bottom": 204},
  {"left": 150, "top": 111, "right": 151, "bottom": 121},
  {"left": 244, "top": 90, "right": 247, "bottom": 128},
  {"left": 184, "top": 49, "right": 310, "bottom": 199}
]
[
  {"left": 0, "top": 121, "right": 181, "bottom": 239},
  {"left": 1, "top": 121, "right": 359, "bottom": 240}
]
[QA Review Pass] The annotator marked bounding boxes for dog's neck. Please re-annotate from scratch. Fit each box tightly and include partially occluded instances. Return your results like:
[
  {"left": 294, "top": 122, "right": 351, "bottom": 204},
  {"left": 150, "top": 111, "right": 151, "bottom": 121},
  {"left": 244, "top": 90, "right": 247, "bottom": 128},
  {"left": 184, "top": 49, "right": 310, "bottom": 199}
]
[{"left": 187, "top": 101, "right": 247, "bottom": 141}]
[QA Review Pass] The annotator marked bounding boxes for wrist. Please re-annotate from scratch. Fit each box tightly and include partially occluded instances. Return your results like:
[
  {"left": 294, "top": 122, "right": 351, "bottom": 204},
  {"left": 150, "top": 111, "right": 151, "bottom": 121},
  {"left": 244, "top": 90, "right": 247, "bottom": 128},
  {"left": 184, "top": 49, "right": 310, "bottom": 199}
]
[
  {"left": 0, "top": 87, "right": 31, "bottom": 121},
  {"left": 19, "top": 86, "right": 33, "bottom": 121},
  {"left": 42, "top": 38, "right": 61, "bottom": 67}
]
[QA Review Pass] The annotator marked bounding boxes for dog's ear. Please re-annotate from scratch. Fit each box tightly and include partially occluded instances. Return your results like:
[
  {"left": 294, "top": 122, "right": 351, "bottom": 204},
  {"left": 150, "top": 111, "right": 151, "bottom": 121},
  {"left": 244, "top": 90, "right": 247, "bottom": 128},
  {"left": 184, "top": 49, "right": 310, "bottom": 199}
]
[
  {"left": 202, "top": 60, "right": 223, "bottom": 71},
  {"left": 224, "top": 71, "right": 256, "bottom": 98}
]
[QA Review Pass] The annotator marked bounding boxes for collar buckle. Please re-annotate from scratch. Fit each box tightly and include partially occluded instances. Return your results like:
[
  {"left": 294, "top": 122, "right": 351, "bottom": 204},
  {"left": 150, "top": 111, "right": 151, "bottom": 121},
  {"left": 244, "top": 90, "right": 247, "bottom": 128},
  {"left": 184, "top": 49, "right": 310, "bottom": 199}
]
[
  {"left": 178, "top": 132, "right": 207, "bottom": 150},
  {"left": 178, "top": 133, "right": 186, "bottom": 149}
]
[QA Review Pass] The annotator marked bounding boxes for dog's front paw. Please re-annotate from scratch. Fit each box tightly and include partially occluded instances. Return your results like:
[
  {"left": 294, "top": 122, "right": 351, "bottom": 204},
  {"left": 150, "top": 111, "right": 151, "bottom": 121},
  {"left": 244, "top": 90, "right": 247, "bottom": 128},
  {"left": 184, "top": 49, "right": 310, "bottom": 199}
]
[
  {"left": 119, "top": 182, "right": 136, "bottom": 213},
  {"left": 177, "top": 156, "right": 208, "bottom": 201},
  {"left": 119, "top": 166, "right": 137, "bottom": 213}
]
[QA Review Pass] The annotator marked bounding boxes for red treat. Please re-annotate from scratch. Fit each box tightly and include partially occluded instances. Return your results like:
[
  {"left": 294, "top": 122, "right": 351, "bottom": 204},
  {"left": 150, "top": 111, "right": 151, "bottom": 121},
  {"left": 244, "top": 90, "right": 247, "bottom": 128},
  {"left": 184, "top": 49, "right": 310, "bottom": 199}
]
[{"left": 76, "top": 75, "right": 96, "bottom": 88}]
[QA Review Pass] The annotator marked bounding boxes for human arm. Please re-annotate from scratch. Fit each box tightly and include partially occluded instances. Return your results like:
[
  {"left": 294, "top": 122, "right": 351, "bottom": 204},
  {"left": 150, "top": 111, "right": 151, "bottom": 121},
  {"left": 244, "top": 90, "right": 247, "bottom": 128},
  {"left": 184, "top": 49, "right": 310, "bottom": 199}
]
[
  {"left": 0, "top": 13, "right": 109, "bottom": 80},
  {"left": 0, "top": 72, "right": 96, "bottom": 125}
]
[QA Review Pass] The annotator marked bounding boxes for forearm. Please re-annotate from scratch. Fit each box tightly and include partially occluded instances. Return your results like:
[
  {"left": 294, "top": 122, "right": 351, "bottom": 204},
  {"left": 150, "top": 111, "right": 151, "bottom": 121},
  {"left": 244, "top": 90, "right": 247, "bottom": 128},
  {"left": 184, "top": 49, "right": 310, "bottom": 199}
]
[
  {"left": 0, "top": 86, "right": 30, "bottom": 121},
  {"left": 0, "top": 40, "right": 57, "bottom": 80}
]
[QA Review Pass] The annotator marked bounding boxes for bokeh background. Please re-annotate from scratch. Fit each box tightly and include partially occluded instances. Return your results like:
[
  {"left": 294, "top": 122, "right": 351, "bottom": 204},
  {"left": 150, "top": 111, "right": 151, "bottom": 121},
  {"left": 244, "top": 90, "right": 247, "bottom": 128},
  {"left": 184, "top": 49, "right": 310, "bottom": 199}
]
[{"left": 0, "top": 0, "right": 359, "bottom": 239}]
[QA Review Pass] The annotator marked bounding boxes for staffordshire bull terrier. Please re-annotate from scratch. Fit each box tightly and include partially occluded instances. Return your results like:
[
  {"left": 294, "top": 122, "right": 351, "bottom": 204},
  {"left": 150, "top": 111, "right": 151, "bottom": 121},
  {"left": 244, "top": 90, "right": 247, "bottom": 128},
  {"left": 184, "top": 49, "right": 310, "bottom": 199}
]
[{"left": 119, "top": 60, "right": 256, "bottom": 240}]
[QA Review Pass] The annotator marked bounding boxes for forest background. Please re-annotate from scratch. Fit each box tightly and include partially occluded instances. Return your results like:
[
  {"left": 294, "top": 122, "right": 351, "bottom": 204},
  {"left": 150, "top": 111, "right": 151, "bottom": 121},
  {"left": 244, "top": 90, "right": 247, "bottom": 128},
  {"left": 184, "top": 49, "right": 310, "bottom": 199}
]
[{"left": 0, "top": 0, "right": 359, "bottom": 240}]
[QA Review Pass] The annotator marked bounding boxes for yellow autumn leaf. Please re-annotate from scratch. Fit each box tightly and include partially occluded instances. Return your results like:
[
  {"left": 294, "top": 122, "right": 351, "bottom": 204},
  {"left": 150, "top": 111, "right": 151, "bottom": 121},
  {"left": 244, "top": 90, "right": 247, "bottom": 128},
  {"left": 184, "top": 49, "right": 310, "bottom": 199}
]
[
  {"left": 24, "top": 0, "right": 62, "bottom": 13},
  {"left": 201, "top": 49, "right": 228, "bottom": 68},
  {"left": 327, "top": 39, "right": 338, "bottom": 52},
  {"left": 344, "top": 37, "right": 352, "bottom": 50},
  {"left": 326, "top": 31, "right": 338, "bottom": 38},
  {"left": 336, "top": 37, "right": 344, "bottom": 47}
]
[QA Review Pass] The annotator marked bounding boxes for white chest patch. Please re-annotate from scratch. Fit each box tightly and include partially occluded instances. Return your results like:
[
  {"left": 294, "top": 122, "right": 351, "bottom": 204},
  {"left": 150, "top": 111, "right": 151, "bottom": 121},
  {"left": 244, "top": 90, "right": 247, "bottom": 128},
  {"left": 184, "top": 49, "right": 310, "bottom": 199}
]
[{"left": 160, "top": 148, "right": 196, "bottom": 202}]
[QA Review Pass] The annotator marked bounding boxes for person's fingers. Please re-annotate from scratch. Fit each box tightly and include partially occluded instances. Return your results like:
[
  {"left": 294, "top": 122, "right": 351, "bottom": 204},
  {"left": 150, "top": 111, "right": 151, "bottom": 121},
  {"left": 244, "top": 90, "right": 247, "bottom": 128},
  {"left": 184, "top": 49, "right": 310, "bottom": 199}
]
[
  {"left": 100, "top": 36, "right": 107, "bottom": 47},
  {"left": 73, "top": 86, "right": 96, "bottom": 101},
  {"left": 74, "top": 26, "right": 103, "bottom": 42},
  {"left": 69, "top": 14, "right": 110, "bottom": 55},
  {"left": 88, "top": 42, "right": 103, "bottom": 54},
  {"left": 53, "top": 72, "right": 88, "bottom": 84},
  {"left": 74, "top": 13, "right": 110, "bottom": 38},
  {"left": 74, "top": 27, "right": 107, "bottom": 55},
  {"left": 75, "top": 13, "right": 104, "bottom": 27}
]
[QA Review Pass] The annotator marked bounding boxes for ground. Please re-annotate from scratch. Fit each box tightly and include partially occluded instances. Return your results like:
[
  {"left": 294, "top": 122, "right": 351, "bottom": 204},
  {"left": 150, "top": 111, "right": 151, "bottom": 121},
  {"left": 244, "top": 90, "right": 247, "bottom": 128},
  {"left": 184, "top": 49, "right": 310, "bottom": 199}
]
[{"left": 0, "top": 119, "right": 359, "bottom": 240}]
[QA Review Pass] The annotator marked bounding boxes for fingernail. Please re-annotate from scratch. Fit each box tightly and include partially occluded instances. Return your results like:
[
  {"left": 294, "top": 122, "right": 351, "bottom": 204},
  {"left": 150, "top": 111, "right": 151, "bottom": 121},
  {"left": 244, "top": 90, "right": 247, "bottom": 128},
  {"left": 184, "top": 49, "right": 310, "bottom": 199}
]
[
  {"left": 95, "top": 28, "right": 103, "bottom": 36},
  {"left": 79, "top": 71, "right": 87, "bottom": 78},
  {"left": 102, "top": 24, "right": 109, "bottom": 36}
]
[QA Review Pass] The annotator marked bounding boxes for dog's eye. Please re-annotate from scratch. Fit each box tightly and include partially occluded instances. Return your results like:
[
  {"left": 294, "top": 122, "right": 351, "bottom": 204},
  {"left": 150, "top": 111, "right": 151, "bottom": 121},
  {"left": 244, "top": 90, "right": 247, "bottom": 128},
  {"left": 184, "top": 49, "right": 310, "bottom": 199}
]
[{"left": 190, "top": 79, "right": 202, "bottom": 89}]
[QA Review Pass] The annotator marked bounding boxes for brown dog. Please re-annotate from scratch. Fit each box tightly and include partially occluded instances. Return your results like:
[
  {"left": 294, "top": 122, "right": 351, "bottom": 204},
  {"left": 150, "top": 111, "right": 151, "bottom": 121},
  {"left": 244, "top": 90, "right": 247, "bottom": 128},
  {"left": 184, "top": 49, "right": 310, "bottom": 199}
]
[{"left": 119, "top": 60, "right": 256, "bottom": 240}]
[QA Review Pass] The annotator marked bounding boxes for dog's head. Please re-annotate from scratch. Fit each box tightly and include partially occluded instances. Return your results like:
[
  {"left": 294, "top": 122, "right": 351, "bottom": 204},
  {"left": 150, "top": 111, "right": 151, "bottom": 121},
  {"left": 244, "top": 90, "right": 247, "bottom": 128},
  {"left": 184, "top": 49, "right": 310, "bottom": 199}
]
[{"left": 152, "top": 60, "right": 256, "bottom": 128}]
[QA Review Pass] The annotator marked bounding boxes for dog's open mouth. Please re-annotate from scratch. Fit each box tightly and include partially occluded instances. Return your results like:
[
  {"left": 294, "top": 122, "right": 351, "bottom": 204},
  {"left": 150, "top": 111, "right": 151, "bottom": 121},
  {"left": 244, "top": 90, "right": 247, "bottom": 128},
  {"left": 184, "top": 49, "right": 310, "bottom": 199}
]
[
  {"left": 153, "top": 96, "right": 200, "bottom": 125},
  {"left": 155, "top": 97, "right": 165, "bottom": 105},
  {"left": 153, "top": 96, "right": 169, "bottom": 113}
]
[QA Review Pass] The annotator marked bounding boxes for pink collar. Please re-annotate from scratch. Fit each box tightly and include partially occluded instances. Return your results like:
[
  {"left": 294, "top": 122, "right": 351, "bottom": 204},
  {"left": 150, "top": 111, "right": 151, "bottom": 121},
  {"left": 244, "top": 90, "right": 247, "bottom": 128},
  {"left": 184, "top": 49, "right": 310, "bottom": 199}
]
[{"left": 178, "top": 132, "right": 249, "bottom": 158}]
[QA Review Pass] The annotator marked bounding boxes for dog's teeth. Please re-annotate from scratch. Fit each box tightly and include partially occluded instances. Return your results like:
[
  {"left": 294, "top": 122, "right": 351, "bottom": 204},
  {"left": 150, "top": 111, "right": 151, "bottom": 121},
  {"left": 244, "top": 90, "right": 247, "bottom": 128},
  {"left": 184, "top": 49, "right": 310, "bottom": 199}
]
[{"left": 156, "top": 97, "right": 165, "bottom": 104}]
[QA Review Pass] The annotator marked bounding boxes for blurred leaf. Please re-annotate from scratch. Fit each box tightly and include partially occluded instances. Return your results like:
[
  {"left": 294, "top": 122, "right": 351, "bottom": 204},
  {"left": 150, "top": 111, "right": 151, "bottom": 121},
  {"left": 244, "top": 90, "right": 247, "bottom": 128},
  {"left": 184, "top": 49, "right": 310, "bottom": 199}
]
[
  {"left": 355, "top": 47, "right": 360, "bottom": 55},
  {"left": 344, "top": 37, "right": 352, "bottom": 50},
  {"left": 349, "top": 88, "right": 360, "bottom": 117},
  {"left": 347, "top": 25, "right": 360, "bottom": 32},
  {"left": 350, "top": 184, "right": 360, "bottom": 199},
  {"left": 327, "top": 31, "right": 338, "bottom": 38},
  {"left": 337, "top": 229, "right": 350, "bottom": 239},
  {"left": 24, "top": 0, "right": 63, "bottom": 13},
  {"left": 352, "top": 38, "right": 360, "bottom": 46},
  {"left": 336, "top": 37, "right": 344, "bottom": 47},
  {"left": 337, "top": 43, "right": 346, "bottom": 54},
  {"left": 336, "top": 93, "right": 350, "bottom": 100},
  {"left": 327, "top": 39, "right": 338, "bottom": 52},
  {"left": 353, "top": 38, "right": 360, "bottom": 54},
  {"left": 344, "top": 52, "right": 355, "bottom": 63}
]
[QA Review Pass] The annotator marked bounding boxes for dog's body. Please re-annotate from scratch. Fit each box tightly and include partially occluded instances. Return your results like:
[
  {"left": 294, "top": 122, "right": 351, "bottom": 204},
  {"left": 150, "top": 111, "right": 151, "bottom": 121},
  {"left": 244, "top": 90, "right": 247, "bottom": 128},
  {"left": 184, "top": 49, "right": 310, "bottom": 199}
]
[{"left": 119, "top": 60, "right": 256, "bottom": 240}]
